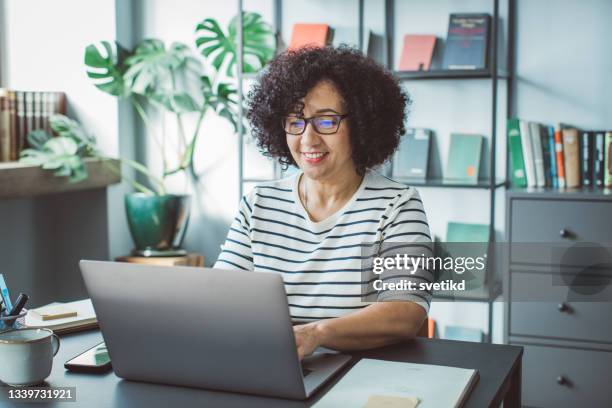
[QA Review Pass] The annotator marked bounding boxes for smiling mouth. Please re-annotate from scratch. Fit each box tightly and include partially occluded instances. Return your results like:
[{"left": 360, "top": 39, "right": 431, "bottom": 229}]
[{"left": 301, "top": 152, "right": 329, "bottom": 163}]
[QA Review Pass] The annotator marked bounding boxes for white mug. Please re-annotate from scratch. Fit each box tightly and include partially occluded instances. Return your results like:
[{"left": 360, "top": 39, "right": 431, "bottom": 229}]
[{"left": 0, "top": 328, "right": 60, "bottom": 386}]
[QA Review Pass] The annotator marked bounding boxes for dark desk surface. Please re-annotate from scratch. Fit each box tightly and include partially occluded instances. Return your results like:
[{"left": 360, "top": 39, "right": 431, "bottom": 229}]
[{"left": 6, "top": 330, "right": 522, "bottom": 408}]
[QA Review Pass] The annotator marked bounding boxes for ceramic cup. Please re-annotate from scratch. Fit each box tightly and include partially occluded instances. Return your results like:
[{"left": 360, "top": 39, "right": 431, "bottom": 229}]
[{"left": 0, "top": 328, "right": 60, "bottom": 386}]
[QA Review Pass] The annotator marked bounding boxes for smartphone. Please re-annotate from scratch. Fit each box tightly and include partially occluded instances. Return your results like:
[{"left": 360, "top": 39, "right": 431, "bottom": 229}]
[{"left": 64, "top": 342, "right": 112, "bottom": 373}]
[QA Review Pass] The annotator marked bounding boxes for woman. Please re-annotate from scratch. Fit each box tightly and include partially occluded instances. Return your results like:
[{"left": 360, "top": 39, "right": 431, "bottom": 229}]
[{"left": 214, "top": 46, "right": 432, "bottom": 360}]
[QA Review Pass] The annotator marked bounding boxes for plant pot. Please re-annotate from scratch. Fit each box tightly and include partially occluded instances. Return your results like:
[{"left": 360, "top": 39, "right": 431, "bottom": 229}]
[{"left": 124, "top": 193, "right": 191, "bottom": 257}]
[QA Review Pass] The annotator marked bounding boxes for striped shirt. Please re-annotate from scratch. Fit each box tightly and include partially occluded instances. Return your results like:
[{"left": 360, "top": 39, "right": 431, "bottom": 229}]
[{"left": 214, "top": 170, "right": 433, "bottom": 321}]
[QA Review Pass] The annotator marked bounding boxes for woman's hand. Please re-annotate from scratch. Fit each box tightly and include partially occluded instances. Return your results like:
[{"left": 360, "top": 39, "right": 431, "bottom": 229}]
[{"left": 293, "top": 322, "right": 326, "bottom": 360}]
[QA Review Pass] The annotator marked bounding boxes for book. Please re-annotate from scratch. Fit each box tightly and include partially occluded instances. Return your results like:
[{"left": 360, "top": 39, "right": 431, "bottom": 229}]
[
  {"left": 562, "top": 128, "right": 581, "bottom": 188},
  {"left": 605, "top": 131, "right": 612, "bottom": 188},
  {"left": 547, "top": 126, "right": 558, "bottom": 188},
  {"left": 445, "top": 133, "right": 483, "bottom": 184},
  {"left": 29, "top": 304, "right": 78, "bottom": 321},
  {"left": 24, "top": 298, "right": 97, "bottom": 335},
  {"left": 539, "top": 124, "right": 552, "bottom": 187},
  {"left": 507, "top": 118, "right": 527, "bottom": 187},
  {"left": 398, "top": 35, "right": 436, "bottom": 71},
  {"left": 442, "top": 13, "right": 490, "bottom": 70},
  {"left": 593, "top": 130, "right": 606, "bottom": 188},
  {"left": 529, "top": 122, "right": 545, "bottom": 187},
  {"left": 364, "top": 30, "right": 384, "bottom": 64},
  {"left": 554, "top": 127, "right": 566, "bottom": 188},
  {"left": 16, "top": 91, "right": 26, "bottom": 155},
  {"left": 288, "top": 24, "right": 332, "bottom": 51},
  {"left": 519, "top": 120, "right": 536, "bottom": 188},
  {"left": 0, "top": 89, "right": 10, "bottom": 162},
  {"left": 313, "top": 358, "right": 479, "bottom": 408},
  {"left": 392, "top": 128, "right": 431, "bottom": 180},
  {"left": 580, "top": 131, "right": 593, "bottom": 187}
]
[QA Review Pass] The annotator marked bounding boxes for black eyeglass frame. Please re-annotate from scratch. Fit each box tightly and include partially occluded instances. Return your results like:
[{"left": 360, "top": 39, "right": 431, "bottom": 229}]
[{"left": 281, "top": 114, "right": 349, "bottom": 135}]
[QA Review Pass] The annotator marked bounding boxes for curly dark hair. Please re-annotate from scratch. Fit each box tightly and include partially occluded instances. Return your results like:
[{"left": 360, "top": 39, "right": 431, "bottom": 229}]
[{"left": 247, "top": 45, "right": 410, "bottom": 175}]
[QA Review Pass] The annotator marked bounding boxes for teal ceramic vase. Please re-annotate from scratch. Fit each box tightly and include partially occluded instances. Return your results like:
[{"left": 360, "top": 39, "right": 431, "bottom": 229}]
[{"left": 124, "top": 193, "right": 191, "bottom": 256}]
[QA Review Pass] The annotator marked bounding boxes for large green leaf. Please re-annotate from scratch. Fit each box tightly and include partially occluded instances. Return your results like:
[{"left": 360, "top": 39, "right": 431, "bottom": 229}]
[
  {"left": 149, "top": 92, "right": 200, "bottom": 113},
  {"left": 49, "top": 114, "right": 96, "bottom": 153},
  {"left": 84, "top": 41, "right": 128, "bottom": 97},
  {"left": 20, "top": 136, "right": 87, "bottom": 182},
  {"left": 195, "top": 12, "right": 275, "bottom": 76},
  {"left": 124, "top": 39, "right": 200, "bottom": 95}
]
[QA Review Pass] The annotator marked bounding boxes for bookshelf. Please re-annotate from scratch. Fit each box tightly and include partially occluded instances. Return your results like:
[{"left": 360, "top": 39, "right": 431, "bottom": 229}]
[{"left": 0, "top": 158, "right": 120, "bottom": 199}]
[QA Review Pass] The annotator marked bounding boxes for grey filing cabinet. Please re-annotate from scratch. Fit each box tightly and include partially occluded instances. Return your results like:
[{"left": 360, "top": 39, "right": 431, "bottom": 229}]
[{"left": 505, "top": 189, "right": 612, "bottom": 408}]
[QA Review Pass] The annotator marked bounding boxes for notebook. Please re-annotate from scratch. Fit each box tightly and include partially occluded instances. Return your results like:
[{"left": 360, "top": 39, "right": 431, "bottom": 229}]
[
  {"left": 314, "top": 359, "right": 478, "bottom": 408},
  {"left": 24, "top": 299, "right": 97, "bottom": 334}
]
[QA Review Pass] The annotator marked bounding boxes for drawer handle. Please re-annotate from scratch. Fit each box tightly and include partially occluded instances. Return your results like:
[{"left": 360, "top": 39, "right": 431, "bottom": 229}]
[
  {"left": 559, "top": 228, "right": 571, "bottom": 239},
  {"left": 557, "top": 302, "right": 570, "bottom": 313},
  {"left": 557, "top": 376, "right": 569, "bottom": 386}
]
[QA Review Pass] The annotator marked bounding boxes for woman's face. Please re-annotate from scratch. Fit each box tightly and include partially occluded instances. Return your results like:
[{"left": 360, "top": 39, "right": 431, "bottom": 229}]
[{"left": 285, "top": 80, "right": 355, "bottom": 181}]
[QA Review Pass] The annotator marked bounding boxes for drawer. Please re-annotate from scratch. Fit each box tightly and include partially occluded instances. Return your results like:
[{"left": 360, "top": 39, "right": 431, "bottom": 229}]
[
  {"left": 511, "top": 199, "right": 612, "bottom": 242},
  {"left": 510, "top": 271, "right": 612, "bottom": 343},
  {"left": 514, "top": 344, "right": 612, "bottom": 408},
  {"left": 510, "top": 199, "right": 612, "bottom": 265}
]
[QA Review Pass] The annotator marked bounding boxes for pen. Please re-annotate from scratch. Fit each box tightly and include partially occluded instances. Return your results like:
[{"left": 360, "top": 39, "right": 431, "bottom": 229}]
[{"left": 5, "top": 293, "right": 29, "bottom": 325}]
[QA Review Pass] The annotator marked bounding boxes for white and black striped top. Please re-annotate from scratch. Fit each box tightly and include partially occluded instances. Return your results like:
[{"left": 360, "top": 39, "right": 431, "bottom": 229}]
[{"left": 214, "top": 170, "right": 433, "bottom": 321}]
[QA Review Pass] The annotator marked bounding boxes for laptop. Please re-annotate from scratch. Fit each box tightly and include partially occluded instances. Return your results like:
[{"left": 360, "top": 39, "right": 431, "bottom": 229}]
[{"left": 79, "top": 260, "right": 351, "bottom": 399}]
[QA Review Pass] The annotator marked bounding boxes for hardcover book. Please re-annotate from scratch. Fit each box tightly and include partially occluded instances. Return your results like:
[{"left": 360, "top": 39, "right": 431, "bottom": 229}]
[
  {"left": 364, "top": 30, "right": 384, "bottom": 64},
  {"left": 605, "top": 131, "right": 612, "bottom": 188},
  {"left": 554, "top": 127, "right": 566, "bottom": 188},
  {"left": 442, "top": 13, "right": 490, "bottom": 70},
  {"left": 507, "top": 118, "right": 527, "bottom": 187},
  {"left": 539, "top": 124, "right": 552, "bottom": 187},
  {"left": 288, "top": 24, "right": 333, "bottom": 51},
  {"left": 593, "top": 130, "right": 606, "bottom": 188},
  {"left": 519, "top": 120, "right": 536, "bottom": 188},
  {"left": 445, "top": 133, "right": 483, "bottom": 184},
  {"left": 547, "top": 126, "right": 558, "bottom": 188},
  {"left": 580, "top": 131, "right": 593, "bottom": 187},
  {"left": 562, "top": 128, "right": 581, "bottom": 188},
  {"left": 530, "top": 122, "right": 545, "bottom": 187},
  {"left": 399, "top": 35, "right": 436, "bottom": 71},
  {"left": 392, "top": 128, "right": 431, "bottom": 180}
]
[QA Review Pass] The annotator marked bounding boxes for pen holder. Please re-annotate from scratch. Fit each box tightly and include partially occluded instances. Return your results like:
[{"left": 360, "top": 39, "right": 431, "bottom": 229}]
[{"left": 0, "top": 309, "right": 27, "bottom": 332}]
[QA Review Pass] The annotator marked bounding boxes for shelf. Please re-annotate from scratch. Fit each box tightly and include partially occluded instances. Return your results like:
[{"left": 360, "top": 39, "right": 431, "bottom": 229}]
[
  {"left": 0, "top": 158, "right": 121, "bottom": 199},
  {"left": 394, "top": 69, "right": 510, "bottom": 81},
  {"left": 396, "top": 178, "right": 507, "bottom": 189},
  {"left": 507, "top": 186, "right": 612, "bottom": 199}
]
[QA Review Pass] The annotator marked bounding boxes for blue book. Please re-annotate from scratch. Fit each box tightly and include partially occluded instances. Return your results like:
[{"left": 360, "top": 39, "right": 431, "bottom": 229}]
[
  {"left": 548, "top": 126, "right": 558, "bottom": 188},
  {"left": 442, "top": 14, "right": 490, "bottom": 70}
]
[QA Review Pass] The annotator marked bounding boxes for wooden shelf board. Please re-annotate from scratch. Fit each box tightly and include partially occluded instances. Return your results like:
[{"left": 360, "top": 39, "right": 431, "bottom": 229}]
[{"left": 0, "top": 158, "right": 121, "bottom": 199}]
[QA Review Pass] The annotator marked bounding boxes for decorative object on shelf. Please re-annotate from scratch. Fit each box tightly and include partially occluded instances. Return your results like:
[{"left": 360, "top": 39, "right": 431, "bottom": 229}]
[
  {"left": 398, "top": 35, "right": 436, "bottom": 71},
  {"left": 442, "top": 13, "right": 490, "bottom": 71},
  {"left": 81, "top": 12, "right": 275, "bottom": 256},
  {"left": 444, "top": 133, "right": 483, "bottom": 184},
  {"left": 288, "top": 23, "right": 333, "bottom": 51},
  {"left": 392, "top": 128, "right": 431, "bottom": 181},
  {"left": 115, "top": 253, "right": 204, "bottom": 267}
]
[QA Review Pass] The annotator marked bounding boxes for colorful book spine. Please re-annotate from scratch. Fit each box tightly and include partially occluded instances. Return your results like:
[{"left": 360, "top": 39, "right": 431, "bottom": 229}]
[
  {"left": 554, "top": 127, "right": 566, "bottom": 188},
  {"left": 580, "top": 131, "right": 593, "bottom": 187},
  {"left": 593, "top": 131, "right": 606, "bottom": 188},
  {"left": 0, "top": 89, "right": 10, "bottom": 162},
  {"left": 530, "top": 122, "right": 545, "bottom": 187},
  {"left": 539, "top": 124, "right": 552, "bottom": 187},
  {"left": 519, "top": 120, "right": 536, "bottom": 187},
  {"left": 547, "top": 126, "right": 558, "bottom": 188},
  {"left": 507, "top": 118, "right": 527, "bottom": 187},
  {"left": 605, "top": 131, "right": 612, "bottom": 188},
  {"left": 562, "top": 128, "right": 580, "bottom": 188}
]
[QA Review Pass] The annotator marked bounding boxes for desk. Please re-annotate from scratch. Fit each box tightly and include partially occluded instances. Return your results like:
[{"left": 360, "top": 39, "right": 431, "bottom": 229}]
[{"left": 18, "top": 330, "right": 522, "bottom": 407}]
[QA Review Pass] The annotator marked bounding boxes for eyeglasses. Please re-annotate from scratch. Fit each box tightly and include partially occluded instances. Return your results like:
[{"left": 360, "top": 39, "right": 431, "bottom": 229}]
[{"left": 282, "top": 114, "right": 348, "bottom": 135}]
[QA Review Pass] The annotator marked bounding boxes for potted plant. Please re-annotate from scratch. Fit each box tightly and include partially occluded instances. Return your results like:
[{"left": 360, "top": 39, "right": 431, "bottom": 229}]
[{"left": 20, "top": 12, "right": 275, "bottom": 256}]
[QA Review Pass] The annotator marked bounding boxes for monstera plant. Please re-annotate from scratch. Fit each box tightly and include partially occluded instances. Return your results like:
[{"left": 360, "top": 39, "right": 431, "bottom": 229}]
[{"left": 22, "top": 12, "right": 275, "bottom": 256}]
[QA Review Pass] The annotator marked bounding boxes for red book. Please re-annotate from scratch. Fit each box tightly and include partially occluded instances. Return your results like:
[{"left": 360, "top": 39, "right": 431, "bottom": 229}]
[
  {"left": 554, "top": 127, "right": 566, "bottom": 188},
  {"left": 399, "top": 35, "right": 436, "bottom": 71},
  {"left": 288, "top": 24, "right": 331, "bottom": 51}
]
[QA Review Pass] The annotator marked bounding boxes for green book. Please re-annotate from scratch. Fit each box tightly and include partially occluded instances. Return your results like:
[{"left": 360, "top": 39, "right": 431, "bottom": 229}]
[
  {"left": 507, "top": 118, "right": 527, "bottom": 187},
  {"left": 445, "top": 133, "right": 483, "bottom": 184},
  {"left": 605, "top": 131, "right": 612, "bottom": 188},
  {"left": 446, "top": 222, "right": 489, "bottom": 242}
]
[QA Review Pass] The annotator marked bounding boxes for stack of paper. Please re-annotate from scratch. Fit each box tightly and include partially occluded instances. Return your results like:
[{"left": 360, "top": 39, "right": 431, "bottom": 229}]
[{"left": 24, "top": 299, "right": 97, "bottom": 334}]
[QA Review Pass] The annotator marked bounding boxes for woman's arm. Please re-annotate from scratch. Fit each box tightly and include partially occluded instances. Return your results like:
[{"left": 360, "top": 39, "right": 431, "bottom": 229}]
[{"left": 293, "top": 301, "right": 426, "bottom": 360}]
